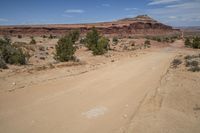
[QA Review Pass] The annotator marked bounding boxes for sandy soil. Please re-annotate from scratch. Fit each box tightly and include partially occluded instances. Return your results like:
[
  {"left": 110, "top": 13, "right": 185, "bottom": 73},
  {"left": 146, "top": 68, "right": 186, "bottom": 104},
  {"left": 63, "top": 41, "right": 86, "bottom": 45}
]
[{"left": 0, "top": 40, "right": 200, "bottom": 133}]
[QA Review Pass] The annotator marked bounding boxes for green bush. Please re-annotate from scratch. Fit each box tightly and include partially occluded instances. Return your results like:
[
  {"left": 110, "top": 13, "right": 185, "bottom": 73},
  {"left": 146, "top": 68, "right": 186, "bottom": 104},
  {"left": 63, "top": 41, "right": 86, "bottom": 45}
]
[
  {"left": 80, "top": 38, "right": 86, "bottom": 44},
  {"left": 171, "top": 59, "right": 182, "bottom": 68},
  {"left": 184, "top": 37, "right": 200, "bottom": 49},
  {"left": 186, "top": 60, "right": 199, "bottom": 67},
  {"left": 185, "top": 38, "right": 191, "bottom": 47},
  {"left": 113, "top": 37, "right": 118, "bottom": 44},
  {"left": 85, "top": 27, "right": 109, "bottom": 55},
  {"left": 69, "top": 30, "right": 80, "bottom": 43},
  {"left": 55, "top": 36, "right": 76, "bottom": 62},
  {"left": 192, "top": 37, "right": 200, "bottom": 49},
  {"left": 0, "top": 56, "right": 8, "bottom": 69},
  {"left": 86, "top": 27, "right": 100, "bottom": 50},
  {"left": 30, "top": 37, "right": 36, "bottom": 44},
  {"left": 7, "top": 48, "right": 26, "bottom": 65},
  {"left": 0, "top": 38, "right": 28, "bottom": 65},
  {"left": 188, "top": 66, "right": 200, "bottom": 72},
  {"left": 93, "top": 37, "right": 109, "bottom": 55}
]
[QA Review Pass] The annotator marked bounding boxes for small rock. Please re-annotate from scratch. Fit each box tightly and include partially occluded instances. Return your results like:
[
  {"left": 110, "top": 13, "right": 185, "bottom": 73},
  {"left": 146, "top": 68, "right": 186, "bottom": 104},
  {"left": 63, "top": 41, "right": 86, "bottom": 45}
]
[{"left": 12, "top": 82, "right": 16, "bottom": 85}]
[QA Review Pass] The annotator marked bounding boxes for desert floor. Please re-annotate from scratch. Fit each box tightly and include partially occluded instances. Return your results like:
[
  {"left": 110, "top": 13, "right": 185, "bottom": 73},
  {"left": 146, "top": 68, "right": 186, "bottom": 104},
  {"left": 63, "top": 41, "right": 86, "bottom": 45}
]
[{"left": 0, "top": 40, "right": 200, "bottom": 133}]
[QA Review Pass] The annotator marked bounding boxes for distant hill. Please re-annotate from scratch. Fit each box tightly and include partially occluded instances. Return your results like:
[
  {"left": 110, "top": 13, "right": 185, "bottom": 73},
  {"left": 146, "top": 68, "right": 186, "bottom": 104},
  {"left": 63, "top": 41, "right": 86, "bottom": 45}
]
[{"left": 0, "top": 15, "right": 180, "bottom": 36}]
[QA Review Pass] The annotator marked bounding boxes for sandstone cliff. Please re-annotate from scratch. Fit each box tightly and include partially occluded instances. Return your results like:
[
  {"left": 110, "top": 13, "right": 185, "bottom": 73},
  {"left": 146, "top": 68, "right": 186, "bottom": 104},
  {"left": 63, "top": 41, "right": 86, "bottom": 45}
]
[{"left": 0, "top": 15, "right": 180, "bottom": 36}]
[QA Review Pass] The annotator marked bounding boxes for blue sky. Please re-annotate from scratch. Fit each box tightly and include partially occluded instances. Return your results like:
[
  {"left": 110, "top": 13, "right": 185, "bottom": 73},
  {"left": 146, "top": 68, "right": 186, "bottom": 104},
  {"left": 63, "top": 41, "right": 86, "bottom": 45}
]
[{"left": 0, "top": 0, "right": 199, "bottom": 26}]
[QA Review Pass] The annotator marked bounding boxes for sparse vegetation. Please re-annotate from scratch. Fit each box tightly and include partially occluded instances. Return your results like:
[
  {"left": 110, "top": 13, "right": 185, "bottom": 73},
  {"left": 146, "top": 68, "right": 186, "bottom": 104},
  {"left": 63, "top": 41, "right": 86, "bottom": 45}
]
[
  {"left": 0, "top": 38, "right": 28, "bottom": 67},
  {"left": 54, "top": 30, "right": 78, "bottom": 62},
  {"left": 0, "top": 56, "right": 8, "bottom": 69},
  {"left": 38, "top": 46, "right": 45, "bottom": 51},
  {"left": 188, "top": 66, "right": 200, "bottom": 72},
  {"left": 171, "top": 58, "right": 182, "bottom": 68},
  {"left": 85, "top": 27, "right": 109, "bottom": 55},
  {"left": 184, "top": 36, "right": 200, "bottom": 49},
  {"left": 48, "top": 34, "right": 57, "bottom": 39},
  {"left": 143, "top": 40, "right": 151, "bottom": 48},
  {"left": 86, "top": 27, "right": 100, "bottom": 50},
  {"left": 80, "top": 38, "right": 86, "bottom": 44},
  {"left": 42, "top": 35, "right": 47, "bottom": 38},
  {"left": 93, "top": 37, "right": 109, "bottom": 55},
  {"left": 68, "top": 30, "right": 80, "bottom": 43},
  {"left": 30, "top": 37, "right": 36, "bottom": 44},
  {"left": 192, "top": 37, "right": 200, "bottom": 49},
  {"left": 184, "top": 38, "right": 191, "bottom": 47},
  {"left": 144, "top": 40, "right": 151, "bottom": 45},
  {"left": 113, "top": 37, "right": 118, "bottom": 45},
  {"left": 17, "top": 35, "right": 22, "bottom": 39},
  {"left": 149, "top": 35, "right": 178, "bottom": 43},
  {"left": 185, "top": 54, "right": 200, "bottom": 72}
]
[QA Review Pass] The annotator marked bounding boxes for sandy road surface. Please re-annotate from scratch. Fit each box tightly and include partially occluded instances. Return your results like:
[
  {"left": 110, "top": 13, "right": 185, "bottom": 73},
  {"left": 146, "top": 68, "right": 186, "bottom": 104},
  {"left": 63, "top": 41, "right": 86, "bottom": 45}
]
[{"left": 0, "top": 48, "right": 180, "bottom": 133}]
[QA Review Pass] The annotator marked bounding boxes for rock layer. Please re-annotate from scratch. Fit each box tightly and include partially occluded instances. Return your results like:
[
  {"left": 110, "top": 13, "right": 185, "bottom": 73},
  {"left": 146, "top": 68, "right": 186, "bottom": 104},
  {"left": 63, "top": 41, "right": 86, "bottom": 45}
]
[{"left": 0, "top": 15, "right": 180, "bottom": 36}]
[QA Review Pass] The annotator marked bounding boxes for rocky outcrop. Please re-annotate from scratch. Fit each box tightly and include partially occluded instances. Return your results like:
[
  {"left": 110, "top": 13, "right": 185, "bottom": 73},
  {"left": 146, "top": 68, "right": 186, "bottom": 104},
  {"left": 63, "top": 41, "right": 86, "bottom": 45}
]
[{"left": 0, "top": 15, "right": 180, "bottom": 36}]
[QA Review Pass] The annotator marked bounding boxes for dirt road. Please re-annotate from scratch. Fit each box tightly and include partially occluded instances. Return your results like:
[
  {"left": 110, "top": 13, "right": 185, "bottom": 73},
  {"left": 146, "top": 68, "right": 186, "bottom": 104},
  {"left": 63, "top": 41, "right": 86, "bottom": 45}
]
[{"left": 0, "top": 47, "right": 199, "bottom": 133}]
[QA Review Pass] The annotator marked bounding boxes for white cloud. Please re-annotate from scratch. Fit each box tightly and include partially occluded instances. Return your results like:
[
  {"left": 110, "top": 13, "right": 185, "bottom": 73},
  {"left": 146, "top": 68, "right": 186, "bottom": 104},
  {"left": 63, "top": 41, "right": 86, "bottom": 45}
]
[
  {"left": 0, "top": 18, "right": 8, "bottom": 22},
  {"left": 166, "top": 1, "right": 200, "bottom": 9},
  {"left": 148, "top": 0, "right": 180, "bottom": 5},
  {"left": 65, "top": 9, "right": 85, "bottom": 13},
  {"left": 124, "top": 8, "right": 138, "bottom": 11},
  {"left": 147, "top": 1, "right": 200, "bottom": 26},
  {"left": 102, "top": 4, "right": 110, "bottom": 7}
]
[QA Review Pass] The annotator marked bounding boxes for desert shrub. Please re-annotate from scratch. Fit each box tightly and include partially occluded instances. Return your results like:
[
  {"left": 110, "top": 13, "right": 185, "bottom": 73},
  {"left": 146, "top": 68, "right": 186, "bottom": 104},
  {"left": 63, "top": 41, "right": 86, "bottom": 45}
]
[
  {"left": 55, "top": 36, "right": 76, "bottom": 62},
  {"left": 184, "top": 55, "right": 191, "bottom": 60},
  {"left": 170, "top": 38, "right": 175, "bottom": 43},
  {"left": 186, "top": 60, "right": 198, "bottom": 67},
  {"left": 3, "top": 36, "right": 11, "bottom": 43},
  {"left": 184, "top": 55, "right": 199, "bottom": 60},
  {"left": 0, "top": 56, "right": 8, "bottom": 69},
  {"left": 185, "top": 38, "right": 191, "bottom": 47},
  {"left": 68, "top": 30, "right": 80, "bottom": 43},
  {"left": 38, "top": 46, "right": 45, "bottom": 51},
  {"left": 7, "top": 48, "right": 26, "bottom": 65},
  {"left": 42, "top": 35, "right": 47, "bottom": 38},
  {"left": 153, "top": 37, "right": 161, "bottom": 42},
  {"left": 86, "top": 27, "right": 100, "bottom": 50},
  {"left": 144, "top": 40, "right": 151, "bottom": 45},
  {"left": 192, "top": 37, "right": 200, "bottom": 49},
  {"left": 85, "top": 27, "right": 109, "bottom": 55},
  {"left": 49, "top": 34, "right": 57, "bottom": 39},
  {"left": 93, "top": 37, "right": 109, "bottom": 55},
  {"left": 144, "top": 40, "right": 151, "bottom": 48},
  {"left": 0, "top": 38, "right": 27, "bottom": 65},
  {"left": 171, "top": 59, "right": 182, "bottom": 68},
  {"left": 131, "top": 41, "right": 135, "bottom": 46},
  {"left": 185, "top": 37, "right": 200, "bottom": 49},
  {"left": 17, "top": 35, "right": 22, "bottom": 39},
  {"left": 49, "top": 34, "right": 54, "bottom": 39},
  {"left": 30, "top": 37, "right": 36, "bottom": 44},
  {"left": 80, "top": 38, "right": 86, "bottom": 44},
  {"left": 188, "top": 66, "right": 200, "bottom": 72},
  {"left": 113, "top": 37, "right": 118, "bottom": 44},
  {"left": 190, "top": 60, "right": 198, "bottom": 67},
  {"left": 163, "top": 37, "right": 169, "bottom": 43}
]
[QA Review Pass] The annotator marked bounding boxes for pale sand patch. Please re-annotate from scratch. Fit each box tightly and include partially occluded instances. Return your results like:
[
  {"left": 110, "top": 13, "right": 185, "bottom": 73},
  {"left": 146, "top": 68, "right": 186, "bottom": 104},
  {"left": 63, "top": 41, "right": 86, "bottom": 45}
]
[{"left": 82, "top": 106, "right": 108, "bottom": 119}]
